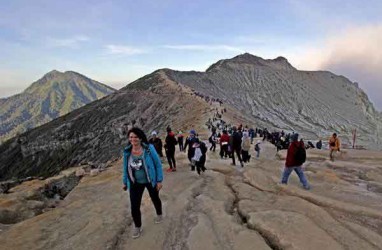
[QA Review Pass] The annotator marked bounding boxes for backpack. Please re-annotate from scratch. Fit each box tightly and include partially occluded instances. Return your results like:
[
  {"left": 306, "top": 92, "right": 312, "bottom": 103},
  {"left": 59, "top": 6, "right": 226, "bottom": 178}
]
[
  {"left": 242, "top": 138, "right": 251, "bottom": 150},
  {"left": 294, "top": 145, "right": 306, "bottom": 165},
  {"left": 255, "top": 143, "right": 260, "bottom": 152},
  {"left": 209, "top": 136, "right": 213, "bottom": 143},
  {"left": 200, "top": 142, "right": 207, "bottom": 155}
]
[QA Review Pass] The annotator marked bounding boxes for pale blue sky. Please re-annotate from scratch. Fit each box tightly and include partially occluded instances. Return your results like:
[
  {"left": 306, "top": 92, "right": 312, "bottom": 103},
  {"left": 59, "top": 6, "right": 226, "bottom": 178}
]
[{"left": 1, "top": 0, "right": 382, "bottom": 110}]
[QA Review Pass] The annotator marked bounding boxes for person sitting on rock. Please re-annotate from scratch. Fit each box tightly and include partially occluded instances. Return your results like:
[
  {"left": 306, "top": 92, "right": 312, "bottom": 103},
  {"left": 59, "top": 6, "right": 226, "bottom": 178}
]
[{"left": 316, "top": 139, "right": 322, "bottom": 149}]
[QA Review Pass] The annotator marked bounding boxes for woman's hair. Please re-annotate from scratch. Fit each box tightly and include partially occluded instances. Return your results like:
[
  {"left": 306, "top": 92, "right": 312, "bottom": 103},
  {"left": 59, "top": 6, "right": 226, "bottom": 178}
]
[{"left": 127, "top": 127, "right": 148, "bottom": 144}]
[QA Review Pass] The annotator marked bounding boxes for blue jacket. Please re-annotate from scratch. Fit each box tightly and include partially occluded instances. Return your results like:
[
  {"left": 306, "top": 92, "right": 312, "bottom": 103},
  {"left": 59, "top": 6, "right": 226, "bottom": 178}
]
[{"left": 122, "top": 143, "right": 163, "bottom": 190}]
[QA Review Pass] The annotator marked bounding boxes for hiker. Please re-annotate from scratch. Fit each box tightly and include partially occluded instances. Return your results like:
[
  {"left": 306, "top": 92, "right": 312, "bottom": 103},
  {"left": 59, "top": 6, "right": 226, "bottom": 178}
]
[
  {"left": 249, "top": 128, "right": 255, "bottom": 144},
  {"left": 148, "top": 131, "right": 163, "bottom": 157},
  {"left": 122, "top": 127, "right": 163, "bottom": 239},
  {"left": 177, "top": 131, "right": 184, "bottom": 152},
  {"left": 164, "top": 127, "right": 177, "bottom": 172},
  {"left": 254, "top": 140, "right": 261, "bottom": 158},
  {"left": 184, "top": 129, "right": 198, "bottom": 164},
  {"left": 230, "top": 126, "right": 244, "bottom": 167},
  {"left": 307, "top": 141, "right": 315, "bottom": 149},
  {"left": 191, "top": 138, "right": 207, "bottom": 175},
  {"left": 328, "top": 133, "right": 341, "bottom": 161},
  {"left": 316, "top": 139, "right": 322, "bottom": 149},
  {"left": 281, "top": 133, "right": 310, "bottom": 190},
  {"left": 209, "top": 130, "right": 217, "bottom": 152},
  {"left": 241, "top": 131, "right": 251, "bottom": 162},
  {"left": 219, "top": 130, "right": 230, "bottom": 159}
]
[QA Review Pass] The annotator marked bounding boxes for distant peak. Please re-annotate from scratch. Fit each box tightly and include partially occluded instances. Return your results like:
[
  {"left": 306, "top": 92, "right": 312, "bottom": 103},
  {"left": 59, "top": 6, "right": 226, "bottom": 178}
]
[
  {"left": 233, "top": 53, "right": 263, "bottom": 61},
  {"left": 44, "top": 70, "right": 62, "bottom": 77},
  {"left": 273, "top": 56, "right": 288, "bottom": 62},
  {"left": 207, "top": 53, "right": 296, "bottom": 72}
]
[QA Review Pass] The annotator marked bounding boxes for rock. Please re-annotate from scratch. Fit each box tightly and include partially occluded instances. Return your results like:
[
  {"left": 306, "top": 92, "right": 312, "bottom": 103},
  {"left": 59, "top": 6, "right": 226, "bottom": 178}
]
[
  {"left": 90, "top": 169, "right": 99, "bottom": 177},
  {"left": 75, "top": 169, "right": 86, "bottom": 177}
]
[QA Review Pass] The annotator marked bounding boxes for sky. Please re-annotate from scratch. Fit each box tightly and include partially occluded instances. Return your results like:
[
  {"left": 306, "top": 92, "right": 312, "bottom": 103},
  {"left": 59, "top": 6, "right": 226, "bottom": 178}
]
[{"left": 1, "top": 0, "right": 382, "bottom": 110}]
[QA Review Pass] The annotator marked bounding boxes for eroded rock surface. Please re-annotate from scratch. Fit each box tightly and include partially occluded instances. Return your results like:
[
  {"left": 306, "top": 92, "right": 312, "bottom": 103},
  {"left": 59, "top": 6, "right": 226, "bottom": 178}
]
[{"left": 0, "top": 141, "right": 381, "bottom": 250}]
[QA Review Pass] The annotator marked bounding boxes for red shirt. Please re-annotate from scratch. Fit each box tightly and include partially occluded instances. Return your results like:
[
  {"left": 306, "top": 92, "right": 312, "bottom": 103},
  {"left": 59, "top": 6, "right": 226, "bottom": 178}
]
[
  {"left": 220, "top": 134, "right": 230, "bottom": 145},
  {"left": 285, "top": 141, "right": 304, "bottom": 167}
]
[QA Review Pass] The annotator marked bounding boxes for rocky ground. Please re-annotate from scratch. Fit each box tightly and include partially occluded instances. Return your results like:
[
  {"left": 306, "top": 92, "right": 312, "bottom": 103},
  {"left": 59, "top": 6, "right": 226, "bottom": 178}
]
[{"left": 0, "top": 139, "right": 381, "bottom": 250}]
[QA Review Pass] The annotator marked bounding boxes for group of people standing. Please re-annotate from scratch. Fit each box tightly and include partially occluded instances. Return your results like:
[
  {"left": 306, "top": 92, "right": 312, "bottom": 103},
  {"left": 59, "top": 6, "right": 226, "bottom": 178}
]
[{"left": 122, "top": 124, "right": 341, "bottom": 240}]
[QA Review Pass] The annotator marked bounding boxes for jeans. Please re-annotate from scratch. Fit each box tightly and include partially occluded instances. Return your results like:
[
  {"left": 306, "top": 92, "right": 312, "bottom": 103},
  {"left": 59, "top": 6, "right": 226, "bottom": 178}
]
[
  {"left": 281, "top": 166, "right": 309, "bottom": 189},
  {"left": 256, "top": 150, "right": 260, "bottom": 158}
]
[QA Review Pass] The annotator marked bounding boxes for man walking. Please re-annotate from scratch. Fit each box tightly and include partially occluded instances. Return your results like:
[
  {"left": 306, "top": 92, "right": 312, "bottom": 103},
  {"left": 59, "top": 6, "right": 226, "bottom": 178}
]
[{"left": 281, "top": 133, "right": 310, "bottom": 190}]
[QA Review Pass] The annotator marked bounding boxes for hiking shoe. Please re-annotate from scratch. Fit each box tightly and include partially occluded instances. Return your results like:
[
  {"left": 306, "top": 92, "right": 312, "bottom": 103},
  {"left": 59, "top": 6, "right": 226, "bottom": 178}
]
[
  {"left": 303, "top": 185, "right": 311, "bottom": 190},
  {"left": 132, "top": 227, "right": 142, "bottom": 239},
  {"left": 172, "top": 168, "right": 177, "bottom": 172},
  {"left": 154, "top": 215, "right": 163, "bottom": 224},
  {"left": 166, "top": 168, "right": 173, "bottom": 172}
]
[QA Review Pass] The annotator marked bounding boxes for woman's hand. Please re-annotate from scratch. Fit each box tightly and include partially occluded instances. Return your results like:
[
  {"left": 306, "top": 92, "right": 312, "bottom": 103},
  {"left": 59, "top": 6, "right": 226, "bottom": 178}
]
[
  {"left": 123, "top": 185, "right": 127, "bottom": 191},
  {"left": 156, "top": 182, "right": 162, "bottom": 191}
]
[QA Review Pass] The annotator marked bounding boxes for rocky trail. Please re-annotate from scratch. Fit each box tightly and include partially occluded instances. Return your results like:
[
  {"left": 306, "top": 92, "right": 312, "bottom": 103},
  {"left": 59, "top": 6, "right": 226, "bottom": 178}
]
[{"left": 1, "top": 140, "right": 382, "bottom": 250}]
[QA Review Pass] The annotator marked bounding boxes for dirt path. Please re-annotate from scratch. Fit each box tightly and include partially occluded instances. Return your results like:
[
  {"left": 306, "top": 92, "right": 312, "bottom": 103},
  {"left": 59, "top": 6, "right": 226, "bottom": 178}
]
[{"left": 1, "top": 140, "right": 382, "bottom": 250}]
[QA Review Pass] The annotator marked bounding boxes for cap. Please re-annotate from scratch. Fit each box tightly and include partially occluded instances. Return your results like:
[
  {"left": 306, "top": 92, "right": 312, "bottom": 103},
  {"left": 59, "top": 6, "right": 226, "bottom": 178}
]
[{"left": 151, "top": 131, "right": 157, "bottom": 136}]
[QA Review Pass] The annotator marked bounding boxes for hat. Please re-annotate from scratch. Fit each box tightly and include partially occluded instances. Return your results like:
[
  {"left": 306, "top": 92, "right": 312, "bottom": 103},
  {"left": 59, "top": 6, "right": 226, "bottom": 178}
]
[
  {"left": 151, "top": 131, "right": 157, "bottom": 136},
  {"left": 190, "top": 129, "right": 196, "bottom": 135}
]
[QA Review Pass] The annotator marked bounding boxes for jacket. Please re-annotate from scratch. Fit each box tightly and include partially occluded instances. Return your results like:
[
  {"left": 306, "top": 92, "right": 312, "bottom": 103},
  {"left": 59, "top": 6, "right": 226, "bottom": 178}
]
[
  {"left": 328, "top": 136, "right": 340, "bottom": 151},
  {"left": 220, "top": 134, "right": 230, "bottom": 145},
  {"left": 122, "top": 143, "right": 163, "bottom": 190},
  {"left": 285, "top": 141, "right": 305, "bottom": 167}
]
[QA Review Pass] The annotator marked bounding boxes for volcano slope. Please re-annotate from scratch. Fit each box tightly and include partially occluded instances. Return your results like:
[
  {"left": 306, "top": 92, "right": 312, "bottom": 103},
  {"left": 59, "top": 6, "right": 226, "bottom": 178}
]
[
  {"left": 0, "top": 135, "right": 381, "bottom": 250},
  {"left": 165, "top": 53, "right": 382, "bottom": 149},
  {"left": 2, "top": 53, "right": 382, "bottom": 182},
  {"left": 0, "top": 70, "right": 254, "bottom": 181}
]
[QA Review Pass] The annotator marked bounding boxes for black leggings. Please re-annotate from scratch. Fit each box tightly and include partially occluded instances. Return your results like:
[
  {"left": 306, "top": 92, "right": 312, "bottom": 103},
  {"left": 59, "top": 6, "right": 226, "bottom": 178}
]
[
  {"left": 231, "top": 148, "right": 243, "bottom": 166},
  {"left": 166, "top": 149, "right": 176, "bottom": 169},
  {"left": 220, "top": 144, "right": 229, "bottom": 158},
  {"left": 129, "top": 182, "right": 162, "bottom": 228}
]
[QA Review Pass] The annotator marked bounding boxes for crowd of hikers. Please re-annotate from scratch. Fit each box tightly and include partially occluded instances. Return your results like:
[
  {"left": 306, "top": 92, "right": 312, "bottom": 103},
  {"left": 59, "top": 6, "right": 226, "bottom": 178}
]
[{"left": 122, "top": 113, "right": 342, "bottom": 239}]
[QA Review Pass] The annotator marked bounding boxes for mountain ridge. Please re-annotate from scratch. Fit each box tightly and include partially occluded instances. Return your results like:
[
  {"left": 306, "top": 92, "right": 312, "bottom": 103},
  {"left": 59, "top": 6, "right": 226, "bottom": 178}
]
[{"left": 0, "top": 53, "right": 381, "bottom": 181}]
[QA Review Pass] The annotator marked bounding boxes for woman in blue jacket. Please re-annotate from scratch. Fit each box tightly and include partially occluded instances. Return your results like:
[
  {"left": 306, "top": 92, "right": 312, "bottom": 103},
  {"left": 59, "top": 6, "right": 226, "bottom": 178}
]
[{"left": 122, "top": 127, "right": 164, "bottom": 239}]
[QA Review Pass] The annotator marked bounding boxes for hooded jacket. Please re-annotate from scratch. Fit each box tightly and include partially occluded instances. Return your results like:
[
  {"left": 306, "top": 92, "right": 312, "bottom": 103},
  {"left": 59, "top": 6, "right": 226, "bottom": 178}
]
[
  {"left": 122, "top": 143, "right": 163, "bottom": 190},
  {"left": 285, "top": 141, "right": 305, "bottom": 167}
]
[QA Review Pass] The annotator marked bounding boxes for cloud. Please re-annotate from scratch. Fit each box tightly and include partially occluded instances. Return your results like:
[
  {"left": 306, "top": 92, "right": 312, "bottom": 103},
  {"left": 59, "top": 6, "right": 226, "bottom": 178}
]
[
  {"left": 292, "top": 24, "right": 382, "bottom": 110},
  {"left": 163, "top": 44, "right": 245, "bottom": 53},
  {"left": 105, "top": 45, "right": 147, "bottom": 56},
  {"left": 47, "top": 36, "right": 89, "bottom": 48}
]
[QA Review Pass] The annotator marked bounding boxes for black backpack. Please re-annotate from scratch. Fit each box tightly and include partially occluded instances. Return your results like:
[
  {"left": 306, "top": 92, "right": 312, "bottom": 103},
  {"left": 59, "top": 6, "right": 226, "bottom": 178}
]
[
  {"left": 200, "top": 142, "right": 207, "bottom": 155},
  {"left": 295, "top": 145, "right": 306, "bottom": 165},
  {"left": 208, "top": 136, "right": 213, "bottom": 143}
]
